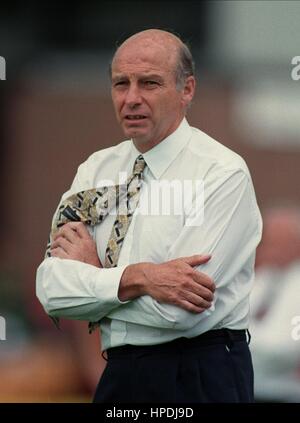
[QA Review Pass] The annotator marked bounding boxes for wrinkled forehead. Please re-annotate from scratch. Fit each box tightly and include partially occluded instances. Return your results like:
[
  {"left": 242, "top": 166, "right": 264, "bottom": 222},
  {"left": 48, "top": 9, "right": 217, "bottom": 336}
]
[{"left": 112, "top": 36, "right": 178, "bottom": 73}]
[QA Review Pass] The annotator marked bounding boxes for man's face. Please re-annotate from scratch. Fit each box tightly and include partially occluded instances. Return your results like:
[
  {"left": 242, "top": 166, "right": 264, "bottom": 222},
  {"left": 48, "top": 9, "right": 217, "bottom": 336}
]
[{"left": 111, "top": 39, "right": 194, "bottom": 152}]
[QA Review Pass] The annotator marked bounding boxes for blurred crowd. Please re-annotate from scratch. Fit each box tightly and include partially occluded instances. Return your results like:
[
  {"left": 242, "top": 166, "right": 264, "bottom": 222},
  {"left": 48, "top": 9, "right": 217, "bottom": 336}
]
[{"left": 250, "top": 206, "right": 300, "bottom": 402}]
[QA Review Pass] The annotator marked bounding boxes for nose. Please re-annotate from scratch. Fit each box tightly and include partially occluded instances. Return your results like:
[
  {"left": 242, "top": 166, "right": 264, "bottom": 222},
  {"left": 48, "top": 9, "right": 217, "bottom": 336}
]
[{"left": 125, "top": 83, "right": 142, "bottom": 108}]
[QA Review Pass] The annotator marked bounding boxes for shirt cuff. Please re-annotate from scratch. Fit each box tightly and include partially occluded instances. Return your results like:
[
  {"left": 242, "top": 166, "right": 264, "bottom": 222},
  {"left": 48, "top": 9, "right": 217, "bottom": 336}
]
[{"left": 92, "top": 264, "right": 129, "bottom": 305}]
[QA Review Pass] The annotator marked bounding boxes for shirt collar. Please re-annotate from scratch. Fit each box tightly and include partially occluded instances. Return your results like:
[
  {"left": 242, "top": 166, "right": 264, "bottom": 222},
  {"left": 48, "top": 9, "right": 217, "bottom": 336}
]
[{"left": 130, "top": 117, "right": 192, "bottom": 179}]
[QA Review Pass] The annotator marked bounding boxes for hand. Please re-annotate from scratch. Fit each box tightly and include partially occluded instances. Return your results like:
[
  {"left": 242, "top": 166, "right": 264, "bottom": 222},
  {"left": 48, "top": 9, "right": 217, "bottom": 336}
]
[
  {"left": 119, "top": 255, "right": 215, "bottom": 313},
  {"left": 50, "top": 222, "right": 102, "bottom": 268}
]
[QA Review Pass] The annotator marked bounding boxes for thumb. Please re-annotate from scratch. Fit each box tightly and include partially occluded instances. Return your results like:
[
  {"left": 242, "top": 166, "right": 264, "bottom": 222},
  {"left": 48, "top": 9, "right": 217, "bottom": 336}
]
[{"left": 180, "top": 254, "right": 211, "bottom": 267}]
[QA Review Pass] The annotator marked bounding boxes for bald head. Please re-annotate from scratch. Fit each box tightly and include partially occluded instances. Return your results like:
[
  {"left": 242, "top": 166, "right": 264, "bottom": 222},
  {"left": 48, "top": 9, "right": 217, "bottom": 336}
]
[
  {"left": 118, "top": 29, "right": 182, "bottom": 48},
  {"left": 112, "top": 29, "right": 195, "bottom": 90},
  {"left": 115, "top": 29, "right": 183, "bottom": 56}
]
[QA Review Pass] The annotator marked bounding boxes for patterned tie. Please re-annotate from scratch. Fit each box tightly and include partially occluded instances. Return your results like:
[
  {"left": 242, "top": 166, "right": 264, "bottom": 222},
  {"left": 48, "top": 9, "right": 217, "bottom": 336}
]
[
  {"left": 105, "top": 154, "right": 146, "bottom": 267},
  {"left": 45, "top": 154, "right": 147, "bottom": 331},
  {"left": 46, "top": 154, "right": 146, "bottom": 258}
]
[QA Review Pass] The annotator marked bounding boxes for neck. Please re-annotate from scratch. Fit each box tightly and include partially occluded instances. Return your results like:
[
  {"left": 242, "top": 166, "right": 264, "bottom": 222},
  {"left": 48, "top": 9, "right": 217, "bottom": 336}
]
[{"left": 132, "top": 117, "right": 185, "bottom": 153}]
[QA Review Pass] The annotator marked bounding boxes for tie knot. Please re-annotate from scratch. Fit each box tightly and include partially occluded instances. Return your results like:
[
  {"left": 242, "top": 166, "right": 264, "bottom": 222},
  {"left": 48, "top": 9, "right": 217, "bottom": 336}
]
[{"left": 132, "top": 154, "right": 146, "bottom": 176}]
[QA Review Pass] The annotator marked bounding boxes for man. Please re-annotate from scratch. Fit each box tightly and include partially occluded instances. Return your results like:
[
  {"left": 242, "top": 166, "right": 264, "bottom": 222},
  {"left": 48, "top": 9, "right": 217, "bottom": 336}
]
[
  {"left": 250, "top": 207, "right": 300, "bottom": 402},
  {"left": 36, "top": 29, "right": 262, "bottom": 402}
]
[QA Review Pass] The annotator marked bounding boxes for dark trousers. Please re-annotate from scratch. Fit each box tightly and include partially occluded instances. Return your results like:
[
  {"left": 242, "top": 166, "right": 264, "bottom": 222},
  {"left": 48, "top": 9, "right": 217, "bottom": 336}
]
[{"left": 93, "top": 329, "right": 254, "bottom": 403}]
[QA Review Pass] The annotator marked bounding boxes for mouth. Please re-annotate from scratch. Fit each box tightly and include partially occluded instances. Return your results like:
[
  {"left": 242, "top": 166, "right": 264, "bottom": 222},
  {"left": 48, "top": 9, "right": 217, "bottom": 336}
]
[{"left": 124, "top": 114, "right": 147, "bottom": 122}]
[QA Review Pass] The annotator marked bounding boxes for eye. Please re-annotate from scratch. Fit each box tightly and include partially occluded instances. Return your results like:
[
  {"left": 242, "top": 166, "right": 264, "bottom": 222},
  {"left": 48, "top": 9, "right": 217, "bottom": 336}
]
[
  {"left": 143, "top": 80, "right": 160, "bottom": 88},
  {"left": 113, "top": 80, "right": 127, "bottom": 88}
]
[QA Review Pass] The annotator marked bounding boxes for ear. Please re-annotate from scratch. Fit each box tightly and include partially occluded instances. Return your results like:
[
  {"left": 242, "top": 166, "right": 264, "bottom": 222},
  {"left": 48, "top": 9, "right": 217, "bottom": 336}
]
[{"left": 181, "top": 76, "right": 196, "bottom": 108}]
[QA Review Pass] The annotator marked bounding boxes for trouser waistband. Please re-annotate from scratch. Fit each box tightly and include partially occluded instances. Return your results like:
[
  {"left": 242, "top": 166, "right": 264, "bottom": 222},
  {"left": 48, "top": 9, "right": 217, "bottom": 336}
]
[{"left": 106, "top": 329, "right": 248, "bottom": 359}]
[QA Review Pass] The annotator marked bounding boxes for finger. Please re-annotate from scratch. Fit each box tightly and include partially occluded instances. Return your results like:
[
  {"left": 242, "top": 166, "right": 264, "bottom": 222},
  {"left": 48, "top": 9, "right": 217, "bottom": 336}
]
[
  {"left": 51, "top": 247, "right": 69, "bottom": 259},
  {"left": 69, "top": 222, "right": 91, "bottom": 239},
  {"left": 189, "top": 283, "right": 214, "bottom": 302},
  {"left": 54, "top": 225, "right": 80, "bottom": 244},
  {"left": 180, "top": 254, "right": 211, "bottom": 267},
  {"left": 178, "top": 279, "right": 214, "bottom": 303},
  {"left": 56, "top": 222, "right": 88, "bottom": 239},
  {"left": 182, "top": 290, "right": 212, "bottom": 309},
  {"left": 177, "top": 299, "right": 206, "bottom": 314},
  {"left": 51, "top": 237, "right": 72, "bottom": 253},
  {"left": 192, "top": 271, "right": 216, "bottom": 292}
]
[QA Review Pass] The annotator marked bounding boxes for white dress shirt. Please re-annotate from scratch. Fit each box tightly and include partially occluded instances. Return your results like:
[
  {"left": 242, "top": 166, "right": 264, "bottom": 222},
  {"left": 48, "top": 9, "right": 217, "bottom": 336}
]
[{"left": 36, "top": 118, "right": 262, "bottom": 350}]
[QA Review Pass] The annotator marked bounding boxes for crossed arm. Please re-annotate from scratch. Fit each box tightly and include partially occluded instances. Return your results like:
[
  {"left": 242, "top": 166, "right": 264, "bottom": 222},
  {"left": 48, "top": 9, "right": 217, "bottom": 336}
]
[
  {"left": 37, "top": 168, "right": 262, "bottom": 330},
  {"left": 50, "top": 221, "right": 215, "bottom": 314}
]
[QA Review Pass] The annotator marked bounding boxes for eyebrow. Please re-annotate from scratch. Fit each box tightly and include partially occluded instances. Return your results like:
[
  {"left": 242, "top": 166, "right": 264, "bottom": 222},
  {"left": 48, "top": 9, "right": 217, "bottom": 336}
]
[
  {"left": 112, "top": 73, "right": 164, "bottom": 83},
  {"left": 140, "top": 74, "right": 164, "bottom": 82}
]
